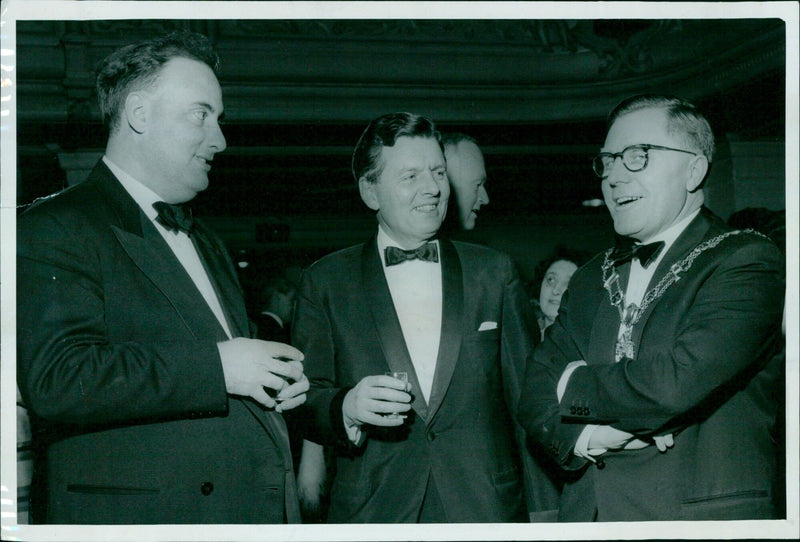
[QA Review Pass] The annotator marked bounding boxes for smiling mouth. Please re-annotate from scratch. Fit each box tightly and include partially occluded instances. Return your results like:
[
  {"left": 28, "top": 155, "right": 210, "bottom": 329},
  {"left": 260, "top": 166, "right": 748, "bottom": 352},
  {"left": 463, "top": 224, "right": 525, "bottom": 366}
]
[
  {"left": 615, "top": 195, "right": 641, "bottom": 207},
  {"left": 414, "top": 204, "right": 439, "bottom": 213}
]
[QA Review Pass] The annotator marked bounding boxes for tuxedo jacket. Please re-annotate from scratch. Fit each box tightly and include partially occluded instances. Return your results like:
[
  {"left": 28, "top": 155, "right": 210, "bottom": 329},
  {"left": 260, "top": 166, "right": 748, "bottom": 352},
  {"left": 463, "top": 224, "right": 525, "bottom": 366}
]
[
  {"left": 16, "top": 162, "right": 300, "bottom": 524},
  {"left": 292, "top": 236, "right": 538, "bottom": 522},
  {"left": 254, "top": 313, "right": 290, "bottom": 344},
  {"left": 518, "top": 208, "right": 785, "bottom": 521}
]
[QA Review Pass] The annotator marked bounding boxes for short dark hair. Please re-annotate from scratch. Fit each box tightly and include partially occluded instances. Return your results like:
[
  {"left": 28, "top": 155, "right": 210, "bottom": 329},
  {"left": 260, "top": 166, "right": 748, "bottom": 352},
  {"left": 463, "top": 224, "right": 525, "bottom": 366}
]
[
  {"left": 607, "top": 95, "right": 715, "bottom": 162},
  {"left": 531, "top": 245, "right": 591, "bottom": 296},
  {"left": 96, "top": 31, "right": 220, "bottom": 132},
  {"left": 351, "top": 112, "right": 442, "bottom": 184}
]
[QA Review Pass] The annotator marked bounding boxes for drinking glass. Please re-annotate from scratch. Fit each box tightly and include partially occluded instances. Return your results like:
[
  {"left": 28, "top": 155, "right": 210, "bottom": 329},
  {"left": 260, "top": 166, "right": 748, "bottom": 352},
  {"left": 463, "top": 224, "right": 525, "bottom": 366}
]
[{"left": 384, "top": 371, "right": 408, "bottom": 418}]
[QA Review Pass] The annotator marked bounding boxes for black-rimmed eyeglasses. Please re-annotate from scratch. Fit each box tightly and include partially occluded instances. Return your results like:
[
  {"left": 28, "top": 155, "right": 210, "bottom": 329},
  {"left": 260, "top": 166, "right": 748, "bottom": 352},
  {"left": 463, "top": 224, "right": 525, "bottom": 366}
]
[{"left": 592, "top": 144, "right": 697, "bottom": 178}]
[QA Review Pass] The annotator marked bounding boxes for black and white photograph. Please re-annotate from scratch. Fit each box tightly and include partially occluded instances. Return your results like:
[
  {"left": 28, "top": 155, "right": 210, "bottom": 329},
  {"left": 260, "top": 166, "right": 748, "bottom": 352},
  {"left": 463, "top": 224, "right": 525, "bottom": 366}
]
[{"left": 1, "top": 1, "right": 797, "bottom": 541}]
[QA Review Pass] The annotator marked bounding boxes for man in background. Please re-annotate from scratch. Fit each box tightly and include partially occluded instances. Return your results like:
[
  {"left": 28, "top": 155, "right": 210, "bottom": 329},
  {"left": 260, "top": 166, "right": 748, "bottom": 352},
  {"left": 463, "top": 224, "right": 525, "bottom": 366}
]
[
  {"left": 16, "top": 31, "right": 308, "bottom": 524},
  {"left": 519, "top": 94, "right": 784, "bottom": 521},
  {"left": 442, "top": 133, "right": 490, "bottom": 230},
  {"left": 253, "top": 269, "right": 299, "bottom": 344}
]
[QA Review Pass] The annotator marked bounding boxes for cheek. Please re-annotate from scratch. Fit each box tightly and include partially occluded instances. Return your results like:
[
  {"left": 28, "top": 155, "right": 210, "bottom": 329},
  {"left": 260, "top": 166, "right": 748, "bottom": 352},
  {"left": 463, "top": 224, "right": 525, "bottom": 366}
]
[
  {"left": 539, "top": 285, "right": 549, "bottom": 301},
  {"left": 601, "top": 183, "right": 613, "bottom": 201},
  {"left": 438, "top": 180, "right": 451, "bottom": 200}
]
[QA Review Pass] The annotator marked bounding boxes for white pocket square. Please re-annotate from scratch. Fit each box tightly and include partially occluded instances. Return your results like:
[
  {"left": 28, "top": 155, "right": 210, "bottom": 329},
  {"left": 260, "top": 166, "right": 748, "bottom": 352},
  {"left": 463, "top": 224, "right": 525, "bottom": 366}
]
[{"left": 478, "top": 321, "right": 498, "bottom": 331}]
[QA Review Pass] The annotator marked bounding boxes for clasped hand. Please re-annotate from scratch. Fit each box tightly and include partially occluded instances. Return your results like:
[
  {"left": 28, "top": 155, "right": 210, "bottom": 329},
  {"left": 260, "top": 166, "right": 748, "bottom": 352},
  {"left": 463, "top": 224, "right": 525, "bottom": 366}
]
[
  {"left": 586, "top": 425, "right": 675, "bottom": 457},
  {"left": 342, "top": 374, "right": 413, "bottom": 429},
  {"left": 218, "top": 338, "right": 308, "bottom": 412}
]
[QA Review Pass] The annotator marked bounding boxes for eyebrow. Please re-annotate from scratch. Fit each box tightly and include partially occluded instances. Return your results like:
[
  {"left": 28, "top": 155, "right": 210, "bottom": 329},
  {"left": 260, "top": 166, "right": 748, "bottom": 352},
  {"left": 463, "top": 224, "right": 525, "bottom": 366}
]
[{"left": 194, "top": 101, "right": 222, "bottom": 114}]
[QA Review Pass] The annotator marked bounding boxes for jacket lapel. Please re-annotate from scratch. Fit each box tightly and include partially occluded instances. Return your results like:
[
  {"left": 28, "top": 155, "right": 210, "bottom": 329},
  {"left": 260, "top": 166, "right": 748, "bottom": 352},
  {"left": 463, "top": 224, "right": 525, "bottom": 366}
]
[
  {"left": 631, "top": 209, "right": 713, "bottom": 353},
  {"left": 93, "top": 167, "right": 227, "bottom": 340},
  {"left": 426, "top": 238, "right": 463, "bottom": 423},
  {"left": 361, "top": 238, "right": 430, "bottom": 420},
  {"left": 97, "top": 165, "right": 297, "bottom": 508},
  {"left": 587, "top": 281, "right": 622, "bottom": 367},
  {"left": 112, "top": 221, "right": 229, "bottom": 339},
  {"left": 191, "top": 221, "right": 250, "bottom": 337}
]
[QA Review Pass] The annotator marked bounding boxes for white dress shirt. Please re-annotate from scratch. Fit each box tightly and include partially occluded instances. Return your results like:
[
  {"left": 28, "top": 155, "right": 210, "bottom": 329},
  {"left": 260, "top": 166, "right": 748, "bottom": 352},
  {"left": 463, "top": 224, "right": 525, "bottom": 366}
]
[
  {"left": 103, "top": 156, "right": 232, "bottom": 338},
  {"left": 377, "top": 226, "right": 442, "bottom": 402}
]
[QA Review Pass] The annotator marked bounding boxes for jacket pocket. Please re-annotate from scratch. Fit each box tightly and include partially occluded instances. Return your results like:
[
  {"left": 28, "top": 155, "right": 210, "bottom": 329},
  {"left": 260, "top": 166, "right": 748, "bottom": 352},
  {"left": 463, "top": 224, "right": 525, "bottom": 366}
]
[
  {"left": 492, "top": 467, "right": 520, "bottom": 486},
  {"left": 680, "top": 490, "right": 774, "bottom": 520},
  {"left": 67, "top": 484, "right": 160, "bottom": 495}
]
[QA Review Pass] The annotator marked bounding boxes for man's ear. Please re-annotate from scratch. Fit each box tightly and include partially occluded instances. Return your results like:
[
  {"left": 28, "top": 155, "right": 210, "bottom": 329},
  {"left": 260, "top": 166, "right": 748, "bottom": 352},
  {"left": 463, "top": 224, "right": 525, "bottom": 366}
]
[
  {"left": 124, "top": 92, "right": 148, "bottom": 134},
  {"left": 686, "top": 155, "right": 709, "bottom": 193},
  {"left": 359, "top": 177, "right": 379, "bottom": 210}
]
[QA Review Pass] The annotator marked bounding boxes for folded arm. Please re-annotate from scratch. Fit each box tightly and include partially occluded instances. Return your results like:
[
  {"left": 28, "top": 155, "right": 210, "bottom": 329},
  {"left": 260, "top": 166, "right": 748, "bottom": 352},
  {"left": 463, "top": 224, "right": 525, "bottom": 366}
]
[{"left": 560, "top": 240, "right": 784, "bottom": 435}]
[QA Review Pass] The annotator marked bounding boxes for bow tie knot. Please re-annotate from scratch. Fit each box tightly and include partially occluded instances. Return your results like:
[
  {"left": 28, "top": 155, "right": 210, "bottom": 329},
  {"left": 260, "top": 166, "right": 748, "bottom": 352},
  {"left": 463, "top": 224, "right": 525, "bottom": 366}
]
[
  {"left": 611, "top": 239, "right": 665, "bottom": 268},
  {"left": 153, "top": 201, "right": 194, "bottom": 234},
  {"left": 384, "top": 242, "right": 439, "bottom": 266}
]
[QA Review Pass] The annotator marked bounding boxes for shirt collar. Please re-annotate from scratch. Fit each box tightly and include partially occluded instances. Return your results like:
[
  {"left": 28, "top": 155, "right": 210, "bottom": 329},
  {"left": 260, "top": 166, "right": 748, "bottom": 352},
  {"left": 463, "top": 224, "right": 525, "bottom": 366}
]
[
  {"left": 640, "top": 208, "right": 701, "bottom": 253},
  {"left": 103, "top": 156, "right": 164, "bottom": 223}
]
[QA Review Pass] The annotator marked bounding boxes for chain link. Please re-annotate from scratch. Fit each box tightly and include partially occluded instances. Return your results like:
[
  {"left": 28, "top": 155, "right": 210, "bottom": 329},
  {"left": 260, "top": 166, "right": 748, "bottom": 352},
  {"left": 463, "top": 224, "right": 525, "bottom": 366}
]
[{"left": 602, "top": 229, "right": 758, "bottom": 329}]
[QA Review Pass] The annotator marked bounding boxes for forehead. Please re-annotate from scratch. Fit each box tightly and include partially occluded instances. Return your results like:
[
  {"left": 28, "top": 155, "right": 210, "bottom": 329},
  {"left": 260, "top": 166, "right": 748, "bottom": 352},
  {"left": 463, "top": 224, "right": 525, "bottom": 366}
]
[
  {"left": 604, "top": 107, "right": 673, "bottom": 150},
  {"left": 379, "top": 136, "right": 444, "bottom": 169},
  {"left": 456, "top": 141, "right": 485, "bottom": 170},
  {"left": 546, "top": 259, "right": 578, "bottom": 276},
  {"left": 154, "top": 57, "right": 222, "bottom": 103}
]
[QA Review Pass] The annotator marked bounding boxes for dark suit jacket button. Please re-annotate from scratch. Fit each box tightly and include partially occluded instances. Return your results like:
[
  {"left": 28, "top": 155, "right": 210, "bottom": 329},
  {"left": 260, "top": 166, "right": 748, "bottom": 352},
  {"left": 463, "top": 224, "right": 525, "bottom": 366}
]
[
  {"left": 569, "top": 406, "right": 577, "bottom": 414},
  {"left": 427, "top": 431, "right": 436, "bottom": 442},
  {"left": 200, "top": 482, "right": 214, "bottom": 496}
]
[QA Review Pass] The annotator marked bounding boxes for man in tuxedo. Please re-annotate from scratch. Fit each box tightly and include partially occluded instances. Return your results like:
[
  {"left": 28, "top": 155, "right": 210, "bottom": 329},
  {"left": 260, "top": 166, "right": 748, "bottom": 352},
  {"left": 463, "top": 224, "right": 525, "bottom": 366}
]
[
  {"left": 442, "top": 133, "right": 490, "bottom": 231},
  {"left": 518, "top": 95, "right": 785, "bottom": 521},
  {"left": 292, "top": 112, "right": 538, "bottom": 522},
  {"left": 253, "top": 272, "right": 297, "bottom": 344},
  {"left": 16, "top": 31, "right": 308, "bottom": 524}
]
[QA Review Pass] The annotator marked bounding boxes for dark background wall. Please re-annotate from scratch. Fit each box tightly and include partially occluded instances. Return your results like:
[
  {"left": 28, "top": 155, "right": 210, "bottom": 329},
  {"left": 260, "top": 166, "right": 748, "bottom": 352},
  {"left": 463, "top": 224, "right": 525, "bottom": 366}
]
[{"left": 14, "top": 17, "right": 787, "bottom": 283}]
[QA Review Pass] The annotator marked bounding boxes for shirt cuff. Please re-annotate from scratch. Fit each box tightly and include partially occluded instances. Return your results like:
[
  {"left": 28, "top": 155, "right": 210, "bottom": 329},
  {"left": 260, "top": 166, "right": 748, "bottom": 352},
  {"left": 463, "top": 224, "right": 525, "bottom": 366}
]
[
  {"left": 557, "top": 360, "right": 587, "bottom": 403},
  {"left": 343, "top": 414, "right": 366, "bottom": 446},
  {"left": 574, "top": 424, "right": 599, "bottom": 458}
]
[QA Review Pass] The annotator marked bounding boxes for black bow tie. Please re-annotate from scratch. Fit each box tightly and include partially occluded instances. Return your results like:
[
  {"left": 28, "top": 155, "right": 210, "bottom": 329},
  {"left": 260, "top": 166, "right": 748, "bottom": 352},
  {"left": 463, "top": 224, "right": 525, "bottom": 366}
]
[
  {"left": 153, "top": 201, "right": 194, "bottom": 234},
  {"left": 384, "top": 243, "right": 439, "bottom": 266},
  {"left": 611, "top": 239, "right": 665, "bottom": 268}
]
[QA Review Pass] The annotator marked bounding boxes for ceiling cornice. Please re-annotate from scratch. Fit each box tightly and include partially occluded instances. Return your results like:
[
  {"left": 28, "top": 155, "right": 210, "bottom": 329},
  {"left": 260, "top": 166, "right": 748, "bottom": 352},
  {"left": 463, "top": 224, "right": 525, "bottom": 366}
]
[{"left": 15, "top": 19, "right": 786, "bottom": 124}]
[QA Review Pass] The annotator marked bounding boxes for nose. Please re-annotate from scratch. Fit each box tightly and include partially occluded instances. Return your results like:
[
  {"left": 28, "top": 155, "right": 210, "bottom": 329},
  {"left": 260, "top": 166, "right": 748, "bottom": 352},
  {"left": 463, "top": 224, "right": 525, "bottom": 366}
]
[
  {"left": 208, "top": 121, "right": 227, "bottom": 153},
  {"left": 421, "top": 169, "right": 442, "bottom": 196},
  {"left": 478, "top": 185, "right": 489, "bottom": 205},
  {"left": 604, "top": 156, "right": 628, "bottom": 186}
]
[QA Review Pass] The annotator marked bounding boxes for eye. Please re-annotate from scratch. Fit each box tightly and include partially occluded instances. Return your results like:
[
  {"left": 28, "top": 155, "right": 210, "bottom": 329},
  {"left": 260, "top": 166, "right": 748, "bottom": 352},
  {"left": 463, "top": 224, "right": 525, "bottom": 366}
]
[
  {"left": 434, "top": 169, "right": 447, "bottom": 180},
  {"left": 545, "top": 275, "right": 557, "bottom": 286},
  {"left": 192, "top": 110, "right": 209, "bottom": 122}
]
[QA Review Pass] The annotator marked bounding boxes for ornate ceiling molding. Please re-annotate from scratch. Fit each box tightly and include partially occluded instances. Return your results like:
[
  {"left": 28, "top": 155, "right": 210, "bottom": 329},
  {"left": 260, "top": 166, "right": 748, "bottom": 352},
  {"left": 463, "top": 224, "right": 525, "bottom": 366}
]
[{"left": 15, "top": 19, "right": 785, "bottom": 124}]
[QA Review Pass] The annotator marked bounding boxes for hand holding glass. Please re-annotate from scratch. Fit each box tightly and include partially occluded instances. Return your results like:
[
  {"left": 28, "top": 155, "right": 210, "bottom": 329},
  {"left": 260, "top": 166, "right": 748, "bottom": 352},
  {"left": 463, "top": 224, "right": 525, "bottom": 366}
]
[{"left": 384, "top": 372, "right": 409, "bottom": 419}]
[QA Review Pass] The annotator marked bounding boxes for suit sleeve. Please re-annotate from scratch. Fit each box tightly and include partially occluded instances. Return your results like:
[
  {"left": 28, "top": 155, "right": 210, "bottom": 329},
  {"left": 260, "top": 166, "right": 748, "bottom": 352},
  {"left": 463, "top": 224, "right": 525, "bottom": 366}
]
[
  {"left": 518, "top": 286, "right": 592, "bottom": 470},
  {"left": 16, "top": 210, "right": 229, "bottom": 427},
  {"left": 290, "top": 266, "right": 353, "bottom": 449},
  {"left": 560, "top": 238, "right": 784, "bottom": 435},
  {"left": 499, "top": 254, "right": 541, "bottom": 420}
]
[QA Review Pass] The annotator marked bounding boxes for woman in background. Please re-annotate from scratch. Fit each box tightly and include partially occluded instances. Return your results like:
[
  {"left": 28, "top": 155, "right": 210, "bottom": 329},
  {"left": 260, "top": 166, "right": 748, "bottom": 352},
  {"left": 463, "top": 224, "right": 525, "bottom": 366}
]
[
  {"left": 531, "top": 247, "right": 588, "bottom": 339},
  {"left": 524, "top": 246, "right": 588, "bottom": 521}
]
